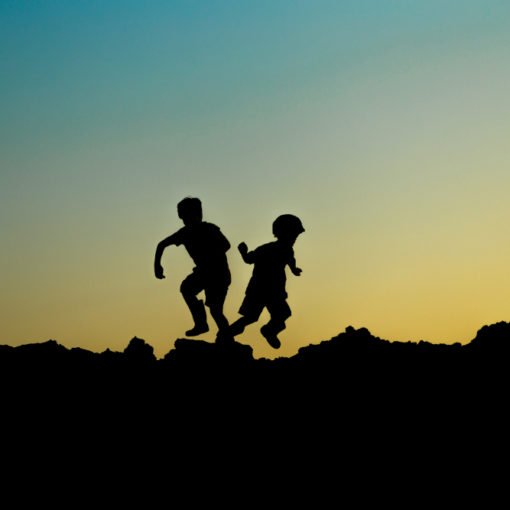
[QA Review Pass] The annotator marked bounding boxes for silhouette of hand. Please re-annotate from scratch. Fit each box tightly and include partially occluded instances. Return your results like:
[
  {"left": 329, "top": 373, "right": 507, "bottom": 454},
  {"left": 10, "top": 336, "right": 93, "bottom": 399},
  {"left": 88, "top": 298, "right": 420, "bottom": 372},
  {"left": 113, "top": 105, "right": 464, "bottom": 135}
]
[
  {"left": 292, "top": 267, "right": 302, "bottom": 276},
  {"left": 154, "top": 265, "right": 165, "bottom": 279},
  {"left": 238, "top": 242, "right": 248, "bottom": 255}
]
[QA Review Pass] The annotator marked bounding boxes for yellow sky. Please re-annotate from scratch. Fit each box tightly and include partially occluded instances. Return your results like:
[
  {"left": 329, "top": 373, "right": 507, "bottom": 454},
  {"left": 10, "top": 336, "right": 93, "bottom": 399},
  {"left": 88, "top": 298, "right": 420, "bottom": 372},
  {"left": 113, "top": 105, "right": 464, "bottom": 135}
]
[{"left": 2, "top": 2, "right": 510, "bottom": 359}]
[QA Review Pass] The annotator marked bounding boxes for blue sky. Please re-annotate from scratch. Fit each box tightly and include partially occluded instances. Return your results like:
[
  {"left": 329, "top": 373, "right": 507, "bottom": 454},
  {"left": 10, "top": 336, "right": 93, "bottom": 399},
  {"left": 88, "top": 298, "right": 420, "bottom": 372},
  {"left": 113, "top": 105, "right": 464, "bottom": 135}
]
[{"left": 2, "top": 1, "right": 510, "bottom": 357}]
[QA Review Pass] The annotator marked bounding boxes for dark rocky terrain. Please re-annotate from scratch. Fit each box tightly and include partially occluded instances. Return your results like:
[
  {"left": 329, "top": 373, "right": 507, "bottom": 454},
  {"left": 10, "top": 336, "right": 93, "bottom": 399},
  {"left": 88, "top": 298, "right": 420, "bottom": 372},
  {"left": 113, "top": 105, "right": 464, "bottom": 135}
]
[
  {"left": 2, "top": 321, "right": 509, "bottom": 410},
  {"left": 2, "top": 322, "right": 508, "bottom": 491}
]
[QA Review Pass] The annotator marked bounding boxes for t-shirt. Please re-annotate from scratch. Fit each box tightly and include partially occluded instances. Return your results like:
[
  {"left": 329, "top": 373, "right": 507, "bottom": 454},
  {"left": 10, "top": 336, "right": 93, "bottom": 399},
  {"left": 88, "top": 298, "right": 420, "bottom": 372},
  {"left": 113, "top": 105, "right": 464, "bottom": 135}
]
[
  {"left": 173, "top": 222, "right": 231, "bottom": 277},
  {"left": 246, "top": 241, "right": 294, "bottom": 297}
]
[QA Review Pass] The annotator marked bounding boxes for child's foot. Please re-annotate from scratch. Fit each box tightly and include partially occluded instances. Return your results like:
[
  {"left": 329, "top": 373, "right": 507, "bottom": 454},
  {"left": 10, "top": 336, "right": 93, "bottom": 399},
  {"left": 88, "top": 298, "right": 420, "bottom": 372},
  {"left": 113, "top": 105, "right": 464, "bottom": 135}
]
[
  {"left": 215, "top": 329, "right": 235, "bottom": 346},
  {"left": 260, "top": 325, "right": 281, "bottom": 349},
  {"left": 185, "top": 324, "right": 209, "bottom": 336},
  {"left": 229, "top": 322, "right": 245, "bottom": 337}
]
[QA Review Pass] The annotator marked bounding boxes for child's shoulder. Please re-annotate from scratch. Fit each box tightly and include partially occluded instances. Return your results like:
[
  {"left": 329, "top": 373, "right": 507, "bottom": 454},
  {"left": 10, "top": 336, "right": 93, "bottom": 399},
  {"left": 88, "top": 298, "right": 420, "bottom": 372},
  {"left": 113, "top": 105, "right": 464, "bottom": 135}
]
[
  {"left": 254, "top": 241, "right": 292, "bottom": 259},
  {"left": 254, "top": 241, "right": 277, "bottom": 252},
  {"left": 181, "top": 221, "right": 219, "bottom": 236},
  {"left": 201, "top": 221, "right": 221, "bottom": 232}
]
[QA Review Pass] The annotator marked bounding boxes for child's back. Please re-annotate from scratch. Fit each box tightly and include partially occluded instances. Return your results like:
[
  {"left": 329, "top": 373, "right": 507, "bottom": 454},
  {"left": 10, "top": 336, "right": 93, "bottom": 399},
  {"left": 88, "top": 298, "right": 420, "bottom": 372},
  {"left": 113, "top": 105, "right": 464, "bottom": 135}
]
[
  {"left": 172, "top": 220, "right": 230, "bottom": 277},
  {"left": 245, "top": 240, "right": 294, "bottom": 298}
]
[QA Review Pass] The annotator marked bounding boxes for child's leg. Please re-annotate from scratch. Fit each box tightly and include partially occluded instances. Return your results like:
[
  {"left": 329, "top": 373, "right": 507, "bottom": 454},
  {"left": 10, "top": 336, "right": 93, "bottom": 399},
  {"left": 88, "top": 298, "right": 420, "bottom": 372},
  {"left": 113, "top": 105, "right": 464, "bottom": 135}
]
[
  {"left": 261, "top": 300, "right": 292, "bottom": 349},
  {"left": 229, "top": 315, "right": 258, "bottom": 336},
  {"left": 230, "top": 292, "right": 264, "bottom": 337},
  {"left": 209, "top": 306, "right": 229, "bottom": 331},
  {"left": 263, "top": 318, "right": 287, "bottom": 335},
  {"left": 206, "top": 283, "right": 230, "bottom": 332},
  {"left": 180, "top": 273, "right": 209, "bottom": 336}
]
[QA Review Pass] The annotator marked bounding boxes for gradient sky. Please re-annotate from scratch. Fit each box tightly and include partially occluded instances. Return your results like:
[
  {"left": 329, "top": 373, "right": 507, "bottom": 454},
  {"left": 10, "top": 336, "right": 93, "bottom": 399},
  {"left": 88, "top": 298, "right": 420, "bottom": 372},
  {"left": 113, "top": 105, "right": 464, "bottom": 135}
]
[{"left": 2, "top": 1, "right": 510, "bottom": 359}]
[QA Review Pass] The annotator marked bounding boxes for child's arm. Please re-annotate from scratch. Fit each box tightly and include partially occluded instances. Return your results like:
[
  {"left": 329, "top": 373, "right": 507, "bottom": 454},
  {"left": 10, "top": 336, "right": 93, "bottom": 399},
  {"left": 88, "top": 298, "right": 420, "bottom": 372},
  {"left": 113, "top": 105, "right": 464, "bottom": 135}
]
[
  {"left": 288, "top": 255, "right": 302, "bottom": 276},
  {"left": 154, "top": 232, "right": 181, "bottom": 279},
  {"left": 238, "top": 242, "right": 255, "bottom": 264}
]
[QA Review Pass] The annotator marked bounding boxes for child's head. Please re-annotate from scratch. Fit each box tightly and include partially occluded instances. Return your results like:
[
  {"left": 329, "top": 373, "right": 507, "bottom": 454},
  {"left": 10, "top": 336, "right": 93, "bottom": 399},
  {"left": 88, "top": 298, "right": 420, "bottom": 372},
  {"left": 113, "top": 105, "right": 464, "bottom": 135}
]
[
  {"left": 272, "top": 214, "right": 305, "bottom": 244},
  {"left": 177, "top": 197, "right": 203, "bottom": 225}
]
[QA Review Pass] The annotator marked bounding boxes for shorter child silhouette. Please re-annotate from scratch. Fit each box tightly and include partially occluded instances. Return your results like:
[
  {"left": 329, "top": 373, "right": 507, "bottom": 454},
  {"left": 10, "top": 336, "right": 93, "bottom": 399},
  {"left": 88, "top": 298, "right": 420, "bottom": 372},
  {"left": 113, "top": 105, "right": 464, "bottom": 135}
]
[
  {"left": 154, "top": 197, "right": 231, "bottom": 339},
  {"left": 230, "top": 214, "right": 304, "bottom": 349}
]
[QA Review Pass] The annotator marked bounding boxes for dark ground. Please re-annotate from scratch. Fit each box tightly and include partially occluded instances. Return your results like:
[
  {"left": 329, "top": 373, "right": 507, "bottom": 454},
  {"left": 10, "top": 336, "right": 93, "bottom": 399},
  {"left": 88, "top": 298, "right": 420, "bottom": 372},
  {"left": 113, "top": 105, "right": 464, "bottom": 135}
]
[
  {"left": 2, "top": 322, "right": 508, "bottom": 496},
  {"left": 2, "top": 321, "right": 508, "bottom": 418}
]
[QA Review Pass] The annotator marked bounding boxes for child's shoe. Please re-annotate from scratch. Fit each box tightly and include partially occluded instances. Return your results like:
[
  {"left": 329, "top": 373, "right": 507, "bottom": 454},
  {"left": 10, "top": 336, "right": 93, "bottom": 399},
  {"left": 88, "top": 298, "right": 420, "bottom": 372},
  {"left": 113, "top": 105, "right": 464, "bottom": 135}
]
[
  {"left": 260, "top": 325, "right": 281, "bottom": 349},
  {"left": 186, "top": 300, "right": 209, "bottom": 336},
  {"left": 215, "top": 329, "right": 235, "bottom": 346},
  {"left": 185, "top": 324, "right": 209, "bottom": 336},
  {"left": 229, "top": 321, "right": 246, "bottom": 337}
]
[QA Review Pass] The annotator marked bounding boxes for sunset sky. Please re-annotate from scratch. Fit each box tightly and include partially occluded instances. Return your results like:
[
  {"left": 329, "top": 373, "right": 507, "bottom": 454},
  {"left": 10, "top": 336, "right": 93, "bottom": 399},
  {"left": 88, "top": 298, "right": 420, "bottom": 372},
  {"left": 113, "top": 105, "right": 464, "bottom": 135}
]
[{"left": 2, "top": 1, "right": 510, "bottom": 359}]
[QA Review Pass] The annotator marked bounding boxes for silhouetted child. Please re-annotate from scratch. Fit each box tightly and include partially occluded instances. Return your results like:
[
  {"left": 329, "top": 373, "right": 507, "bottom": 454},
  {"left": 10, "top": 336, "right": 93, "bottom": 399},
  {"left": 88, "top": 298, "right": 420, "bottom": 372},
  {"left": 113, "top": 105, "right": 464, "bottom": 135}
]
[
  {"left": 154, "top": 197, "right": 231, "bottom": 339},
  {"left": 229, "top": 214, "right": 304, "bottom": 349}
]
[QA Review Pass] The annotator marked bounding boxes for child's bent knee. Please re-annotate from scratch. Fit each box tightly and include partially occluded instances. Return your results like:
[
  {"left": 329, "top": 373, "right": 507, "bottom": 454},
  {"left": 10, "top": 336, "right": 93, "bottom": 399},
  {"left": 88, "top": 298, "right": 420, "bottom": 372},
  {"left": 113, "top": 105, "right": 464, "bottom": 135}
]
[
  {"left": 242, "top": 314, "right": 258, "bottom": 325},
  {"left": 180, "top": 280, "right": 196, "bottom": 297}
]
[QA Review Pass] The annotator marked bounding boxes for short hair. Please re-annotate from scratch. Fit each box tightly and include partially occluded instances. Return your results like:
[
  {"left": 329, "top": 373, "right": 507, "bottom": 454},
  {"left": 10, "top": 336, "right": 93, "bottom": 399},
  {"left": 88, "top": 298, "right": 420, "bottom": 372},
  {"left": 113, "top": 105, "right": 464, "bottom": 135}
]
[{"left": 177, "top": 197, "right": 202, "bottom": 219}]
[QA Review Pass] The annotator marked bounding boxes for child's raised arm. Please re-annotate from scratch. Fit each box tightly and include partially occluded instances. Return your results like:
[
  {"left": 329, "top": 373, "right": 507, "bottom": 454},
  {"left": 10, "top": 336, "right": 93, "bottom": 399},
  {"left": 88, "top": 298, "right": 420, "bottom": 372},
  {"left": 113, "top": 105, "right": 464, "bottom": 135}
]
[
  {"left": 154, "top": 232, "right": 181, "bottom": 279},
  {"left": 238, "top": 242, "right": 255, "bottom": 264}
]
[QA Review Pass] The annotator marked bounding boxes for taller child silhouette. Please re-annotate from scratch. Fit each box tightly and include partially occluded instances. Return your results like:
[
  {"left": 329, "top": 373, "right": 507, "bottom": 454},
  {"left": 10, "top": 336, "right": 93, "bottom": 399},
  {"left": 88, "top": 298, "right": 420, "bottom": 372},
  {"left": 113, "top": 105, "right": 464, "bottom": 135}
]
[{"left": 154, "top": 197, "right": 231, "bottom": 338}]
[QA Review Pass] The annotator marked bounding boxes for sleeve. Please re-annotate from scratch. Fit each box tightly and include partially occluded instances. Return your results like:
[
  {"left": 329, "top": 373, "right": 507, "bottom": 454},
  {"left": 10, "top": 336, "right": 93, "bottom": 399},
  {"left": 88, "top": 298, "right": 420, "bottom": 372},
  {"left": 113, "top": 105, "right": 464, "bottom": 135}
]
[
  {"left": 209, "top": 223, "right": 230, "bottom": 252},
  {"left": 171, "top": 227, "right": 186, "bottom": 246}
]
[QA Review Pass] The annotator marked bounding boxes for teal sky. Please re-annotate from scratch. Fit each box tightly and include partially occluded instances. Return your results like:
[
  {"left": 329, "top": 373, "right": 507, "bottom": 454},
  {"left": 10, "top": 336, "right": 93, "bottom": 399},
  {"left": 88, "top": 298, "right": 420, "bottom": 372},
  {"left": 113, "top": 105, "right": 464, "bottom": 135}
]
[{"left": 2, "top": 1, "right": 510, "bottom": 358}]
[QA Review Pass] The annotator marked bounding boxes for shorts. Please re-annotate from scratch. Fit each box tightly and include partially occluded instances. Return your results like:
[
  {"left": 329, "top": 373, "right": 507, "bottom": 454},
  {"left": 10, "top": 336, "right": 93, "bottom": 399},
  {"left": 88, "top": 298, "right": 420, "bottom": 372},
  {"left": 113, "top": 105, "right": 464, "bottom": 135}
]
[
  {"left": 180, "top": 267, "right": 230, "bottom": 308},
  {"left": 238, "top": 289, "right": 292, "bottom": 322}
]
